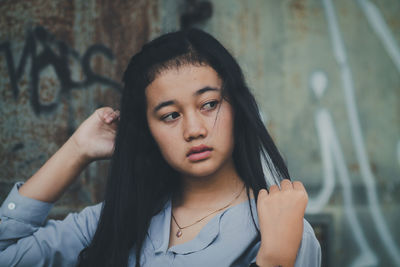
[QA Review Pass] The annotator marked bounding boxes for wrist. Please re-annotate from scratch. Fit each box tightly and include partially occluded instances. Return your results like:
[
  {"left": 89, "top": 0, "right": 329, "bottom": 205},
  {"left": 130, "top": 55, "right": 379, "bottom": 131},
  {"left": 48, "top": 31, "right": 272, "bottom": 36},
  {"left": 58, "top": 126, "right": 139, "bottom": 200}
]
[
  {"left": 255, "top": 254, "right": 273, "bottom": 267},
  {"left": 253, "top": 264, "right": 282, "bottom": 267},
  {"left": 256, "top": 247, "right": 293, "bottom": 267},
  {"left": 256, "top": 250, "right": 273, "bottom": 267},
  {"left": 66, "top": 135, "right": 93, "bottom": 166}
]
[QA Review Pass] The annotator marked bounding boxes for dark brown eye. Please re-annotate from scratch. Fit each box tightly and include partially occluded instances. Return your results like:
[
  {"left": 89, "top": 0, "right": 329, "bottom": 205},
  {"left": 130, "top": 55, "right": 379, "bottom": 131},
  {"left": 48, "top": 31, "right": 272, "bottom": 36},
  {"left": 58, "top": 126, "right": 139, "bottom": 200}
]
[
  {"left": 202, "top": 100, "right": 219, "bottom": 111},
  {"left": 162, "top": 112, "right": 180, "bottom": 122}
]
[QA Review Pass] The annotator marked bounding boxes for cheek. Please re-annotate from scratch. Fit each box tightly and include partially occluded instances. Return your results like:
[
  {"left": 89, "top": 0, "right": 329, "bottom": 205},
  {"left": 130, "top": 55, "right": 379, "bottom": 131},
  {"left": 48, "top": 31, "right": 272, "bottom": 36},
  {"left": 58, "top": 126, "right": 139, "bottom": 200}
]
[
  {"left": 224, "top": 119, "right": 235, "bottom": 152},
  {"left": 213, "top": 105, "right": 235, "bottom": 152},
  {"left": 148, "top": 123, "right": 181, "bottom": 163},
  {"left": 220, "top": 105, "right": 234, "bottom": 136}
]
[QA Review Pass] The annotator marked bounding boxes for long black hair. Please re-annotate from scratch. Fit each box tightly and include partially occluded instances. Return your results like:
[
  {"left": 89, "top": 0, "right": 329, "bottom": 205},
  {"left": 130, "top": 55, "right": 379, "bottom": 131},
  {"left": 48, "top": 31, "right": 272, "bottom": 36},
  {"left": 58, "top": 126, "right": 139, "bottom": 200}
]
[{"left": 77, "top": 28, "right": 290, "bottom": 267}]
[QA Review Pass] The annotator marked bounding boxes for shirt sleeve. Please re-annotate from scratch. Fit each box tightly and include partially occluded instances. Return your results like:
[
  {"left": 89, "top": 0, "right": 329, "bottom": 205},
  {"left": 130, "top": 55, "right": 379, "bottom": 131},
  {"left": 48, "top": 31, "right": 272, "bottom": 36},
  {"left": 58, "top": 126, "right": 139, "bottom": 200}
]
[
  {"left": 249, "top": 218, "right": 322, "bottom": 267},
  {"left": 294, "top": 219, "right": 322, "bottom": 267},
  {"left": 0, "top": 182, "right": 102, "bottom": 267}
]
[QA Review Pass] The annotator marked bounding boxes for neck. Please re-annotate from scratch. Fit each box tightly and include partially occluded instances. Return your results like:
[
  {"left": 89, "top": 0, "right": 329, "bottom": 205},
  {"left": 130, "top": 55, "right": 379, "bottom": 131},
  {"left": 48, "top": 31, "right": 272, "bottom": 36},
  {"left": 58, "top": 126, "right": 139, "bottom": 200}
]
[{"left": 174, "top": 159, "right": 244, "bottom": 210}]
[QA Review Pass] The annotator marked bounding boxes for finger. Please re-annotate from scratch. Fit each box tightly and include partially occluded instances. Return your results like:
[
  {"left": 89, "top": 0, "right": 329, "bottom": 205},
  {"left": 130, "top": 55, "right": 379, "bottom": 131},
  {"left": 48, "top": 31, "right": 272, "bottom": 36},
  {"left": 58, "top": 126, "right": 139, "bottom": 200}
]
[
  {"left": 104, "top": 109, "right": 120, "bottom": 123},
  {"left": 104, "top": 112, "right": 115, "bottom": 123},
  {"left": 97, "top": 107, "right": 114, "bottom": 116},
  {"left": 256, "top": 189, "right": 268, "bottom": 214},
  {"left": 293, "top": 181, "right": 309, "bottom": 206},
  {"left": 110, "top": 110, "right": 120, "bottom": 122},
  {"left": 96, "top": 107, "right": 114, "bottom": 123},
  {"left": 280, "top": 179, "right": 293, "bottom": 191},
  {"left": 258, "top": 188, "right": 268, "bottom": 198},
  {"left": 268, "top": 184, "right": 279, "bottom": 194},
  {"left": 293, "top": 181, "right": 305, "bottom": 191}
]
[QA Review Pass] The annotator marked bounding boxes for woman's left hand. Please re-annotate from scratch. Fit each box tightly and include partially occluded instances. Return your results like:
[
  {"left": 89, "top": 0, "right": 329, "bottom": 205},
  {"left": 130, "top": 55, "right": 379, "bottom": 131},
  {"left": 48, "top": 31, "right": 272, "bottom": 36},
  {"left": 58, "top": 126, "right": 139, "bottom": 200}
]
[{"left": 255, "top": 179, "right": 308, "bottom": 267}]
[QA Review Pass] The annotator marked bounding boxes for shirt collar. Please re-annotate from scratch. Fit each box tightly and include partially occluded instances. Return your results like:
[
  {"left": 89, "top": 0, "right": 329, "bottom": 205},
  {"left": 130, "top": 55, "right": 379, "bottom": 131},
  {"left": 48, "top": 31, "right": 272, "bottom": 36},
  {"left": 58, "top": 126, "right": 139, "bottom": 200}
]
[
  {"left": 147, "top": 200, "right": 171, "bottom": 253},
  {"left": 147, "top": 198, "right": 256, "bottom": 255}
]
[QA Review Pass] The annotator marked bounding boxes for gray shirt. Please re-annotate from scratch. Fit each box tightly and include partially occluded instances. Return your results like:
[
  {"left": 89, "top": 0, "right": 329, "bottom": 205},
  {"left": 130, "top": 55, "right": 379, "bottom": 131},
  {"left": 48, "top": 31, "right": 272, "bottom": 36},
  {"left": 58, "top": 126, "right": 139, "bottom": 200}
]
[{"left": 0, "top": 182, "right": 321, "bottom": 266}]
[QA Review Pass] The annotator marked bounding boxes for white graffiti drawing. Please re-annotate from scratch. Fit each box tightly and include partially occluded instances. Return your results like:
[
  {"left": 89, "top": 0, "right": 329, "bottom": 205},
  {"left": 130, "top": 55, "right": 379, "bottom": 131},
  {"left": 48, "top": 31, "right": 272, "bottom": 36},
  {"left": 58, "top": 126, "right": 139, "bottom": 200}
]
[
  {"left": 357, "top": 0, "right": 400, "bottom": 74},
  {"left": 307, "top": 71, "right": 334, "bottom": 211},
  {"left": 322, "top": 0, "right": 400, "bottom": 265},
  {"left": 397, "top": 141, "right": 400, "bottom": 168},
  {"left": 307, "top": 71, "right": 378, "bottom": 267}
]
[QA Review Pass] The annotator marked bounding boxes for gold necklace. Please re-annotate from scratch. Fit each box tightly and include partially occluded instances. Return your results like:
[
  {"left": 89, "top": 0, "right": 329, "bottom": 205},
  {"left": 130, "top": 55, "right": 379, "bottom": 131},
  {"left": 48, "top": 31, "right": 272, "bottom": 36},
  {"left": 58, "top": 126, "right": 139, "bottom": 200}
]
[{"left": 171, "top": 185, "right": 245, "bottom": 238}]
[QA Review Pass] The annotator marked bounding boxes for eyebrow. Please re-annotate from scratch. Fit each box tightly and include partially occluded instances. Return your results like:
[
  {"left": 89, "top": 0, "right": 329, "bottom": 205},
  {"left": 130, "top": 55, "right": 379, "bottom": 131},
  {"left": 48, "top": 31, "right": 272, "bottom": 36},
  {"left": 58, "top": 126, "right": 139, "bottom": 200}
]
[{"left": 153, "top": 86, "right": 220, "bottom": 113}]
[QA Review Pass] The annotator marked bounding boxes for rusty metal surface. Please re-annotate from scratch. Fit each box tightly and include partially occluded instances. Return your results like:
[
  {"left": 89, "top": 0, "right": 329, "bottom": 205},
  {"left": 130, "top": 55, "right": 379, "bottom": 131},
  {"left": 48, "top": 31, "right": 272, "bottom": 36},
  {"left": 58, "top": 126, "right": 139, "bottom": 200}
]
[{"left": 0, "top": 0, "right": 166, "bottom": 211}]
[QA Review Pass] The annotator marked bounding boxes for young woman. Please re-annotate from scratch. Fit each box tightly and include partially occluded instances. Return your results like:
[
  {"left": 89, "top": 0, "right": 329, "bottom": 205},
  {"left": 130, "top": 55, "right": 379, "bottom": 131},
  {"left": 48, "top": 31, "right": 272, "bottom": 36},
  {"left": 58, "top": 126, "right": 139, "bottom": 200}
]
[{"left": 0, "top": 28, "right": 321, "bottom": 267}]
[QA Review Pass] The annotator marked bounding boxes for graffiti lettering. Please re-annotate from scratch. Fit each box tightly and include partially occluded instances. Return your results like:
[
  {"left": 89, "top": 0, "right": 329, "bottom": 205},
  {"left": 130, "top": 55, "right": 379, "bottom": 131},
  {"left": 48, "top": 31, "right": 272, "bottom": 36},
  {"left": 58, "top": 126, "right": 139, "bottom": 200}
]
[{"left": 0, "top": 26, "right": 121, "bottom": 115}]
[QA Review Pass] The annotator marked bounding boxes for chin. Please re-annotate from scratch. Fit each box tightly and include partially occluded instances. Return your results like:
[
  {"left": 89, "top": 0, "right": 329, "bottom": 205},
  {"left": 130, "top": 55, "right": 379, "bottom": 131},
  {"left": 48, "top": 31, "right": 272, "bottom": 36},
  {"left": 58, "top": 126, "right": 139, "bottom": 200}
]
[{"left": 180, "top": 162, "right": 222, "bottom": 178}]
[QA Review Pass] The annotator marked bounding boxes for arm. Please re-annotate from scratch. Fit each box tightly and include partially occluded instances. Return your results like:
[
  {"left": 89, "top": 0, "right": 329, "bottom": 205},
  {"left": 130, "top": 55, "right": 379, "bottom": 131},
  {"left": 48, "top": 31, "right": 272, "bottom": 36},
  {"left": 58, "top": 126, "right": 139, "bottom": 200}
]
[
  {"left": 250, "top": 219, "right": 321, "bottom": 267},
  {"left": 0, "top": 183, "right": 102, "bottom": 267},
  {"left": 19, "top": 107, "right": 120, "bottom": 203},
  {"left": 255, "top": 180, "right": 316, "bottom": 267},
  {"left": 0, "top": 107, "right": 119, "bottom": 264},
  {"left": 18, "top": 137, "right": 89, "bottom": 203}
]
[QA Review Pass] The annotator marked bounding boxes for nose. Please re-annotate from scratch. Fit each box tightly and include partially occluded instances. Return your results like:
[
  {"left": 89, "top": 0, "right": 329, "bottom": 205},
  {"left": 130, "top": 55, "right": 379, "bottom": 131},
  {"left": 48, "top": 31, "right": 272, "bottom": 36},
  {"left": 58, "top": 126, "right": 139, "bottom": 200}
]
[{"left": 183, "top": 112, "right": 208, "bottom": 142}]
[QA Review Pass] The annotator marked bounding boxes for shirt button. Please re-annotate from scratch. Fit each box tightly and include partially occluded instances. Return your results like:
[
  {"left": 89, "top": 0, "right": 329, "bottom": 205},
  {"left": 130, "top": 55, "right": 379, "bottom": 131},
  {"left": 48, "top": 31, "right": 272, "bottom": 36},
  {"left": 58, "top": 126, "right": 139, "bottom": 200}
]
[{"left": 8, "top": 202, "right": 16, "bottom": 210}]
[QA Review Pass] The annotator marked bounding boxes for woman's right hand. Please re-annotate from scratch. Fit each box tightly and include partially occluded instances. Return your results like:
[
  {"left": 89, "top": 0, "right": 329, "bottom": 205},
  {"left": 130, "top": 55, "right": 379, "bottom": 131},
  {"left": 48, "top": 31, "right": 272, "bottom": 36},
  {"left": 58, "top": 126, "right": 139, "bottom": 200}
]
[
  {"left": 69, "top": 107, "right": 120, "bottom": 163},
  {"left": 256, "top": 180, "right": 308, "bottom": 267}
]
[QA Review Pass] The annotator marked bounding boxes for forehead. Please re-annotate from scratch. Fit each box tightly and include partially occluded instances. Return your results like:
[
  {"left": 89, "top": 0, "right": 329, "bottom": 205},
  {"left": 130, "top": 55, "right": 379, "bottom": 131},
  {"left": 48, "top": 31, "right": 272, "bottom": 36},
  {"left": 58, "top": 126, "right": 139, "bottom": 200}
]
[{"left": 145, "top": 65, "right": 222, "bottom": 106}]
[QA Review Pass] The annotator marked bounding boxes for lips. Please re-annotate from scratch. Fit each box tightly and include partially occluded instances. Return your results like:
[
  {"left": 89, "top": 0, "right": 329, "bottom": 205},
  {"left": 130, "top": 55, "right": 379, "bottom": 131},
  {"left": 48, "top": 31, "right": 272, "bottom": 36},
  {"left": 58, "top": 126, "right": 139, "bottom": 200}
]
[
  {"left": 187, "top": 145, "right": 213, "bottom": 162},
  {"left": 187, "top": 144, "right": 213, "bottom": 157}
]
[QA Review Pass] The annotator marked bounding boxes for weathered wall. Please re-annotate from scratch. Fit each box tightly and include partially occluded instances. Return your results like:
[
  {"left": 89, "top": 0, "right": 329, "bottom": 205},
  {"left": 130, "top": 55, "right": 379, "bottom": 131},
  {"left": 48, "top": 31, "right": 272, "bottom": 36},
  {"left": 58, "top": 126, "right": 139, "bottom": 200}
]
[
  {"left": 197, "top": 1, "right": 400, "bottom": 266},
  {"left": 0, "top": 0, "right": 178, "bottom": 215},
  {"left": 1, "top": 0, "right": 399, "bottom": 266}
]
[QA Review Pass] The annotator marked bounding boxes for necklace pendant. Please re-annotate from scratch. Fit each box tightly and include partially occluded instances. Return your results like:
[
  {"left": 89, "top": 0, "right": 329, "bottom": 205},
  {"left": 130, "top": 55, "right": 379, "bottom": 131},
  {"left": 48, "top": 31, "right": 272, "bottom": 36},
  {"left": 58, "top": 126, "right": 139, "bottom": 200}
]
[{"left": 176, "top": 229, "right": 183, "bottom": 238}]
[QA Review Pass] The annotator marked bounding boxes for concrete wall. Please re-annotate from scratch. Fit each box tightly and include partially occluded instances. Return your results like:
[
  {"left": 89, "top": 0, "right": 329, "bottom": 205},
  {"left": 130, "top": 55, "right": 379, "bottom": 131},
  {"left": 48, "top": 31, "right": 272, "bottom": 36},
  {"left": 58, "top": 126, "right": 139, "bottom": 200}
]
[{"left": 1, "top": 0, "right": 399, "bottom": 266}]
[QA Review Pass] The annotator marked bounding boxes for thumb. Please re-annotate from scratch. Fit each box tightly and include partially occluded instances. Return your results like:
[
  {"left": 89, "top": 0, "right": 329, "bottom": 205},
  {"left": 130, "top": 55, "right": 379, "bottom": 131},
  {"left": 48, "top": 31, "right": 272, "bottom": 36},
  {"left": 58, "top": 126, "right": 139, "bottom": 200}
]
[{"left": 256, "top": 189, "right": 268, "bottom": 217}]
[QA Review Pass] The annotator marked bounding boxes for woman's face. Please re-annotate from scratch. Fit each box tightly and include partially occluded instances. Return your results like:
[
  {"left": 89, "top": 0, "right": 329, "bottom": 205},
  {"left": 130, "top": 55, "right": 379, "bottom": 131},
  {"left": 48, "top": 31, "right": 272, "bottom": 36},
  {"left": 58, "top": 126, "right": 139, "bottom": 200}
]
[{"left": 146, "top": 64, "right": 235, "bottom": 178}]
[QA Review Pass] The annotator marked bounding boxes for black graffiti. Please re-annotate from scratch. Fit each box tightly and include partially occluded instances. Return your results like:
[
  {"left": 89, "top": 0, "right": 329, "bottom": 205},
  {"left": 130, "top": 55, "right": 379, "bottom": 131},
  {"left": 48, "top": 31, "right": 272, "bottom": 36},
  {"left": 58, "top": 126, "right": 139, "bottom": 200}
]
[
  {"left": 180, "top": 0, "right": 213, "bottom": 29},
  {"left": 0, "top": 26, "right": 121, "bottom": 115}
]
